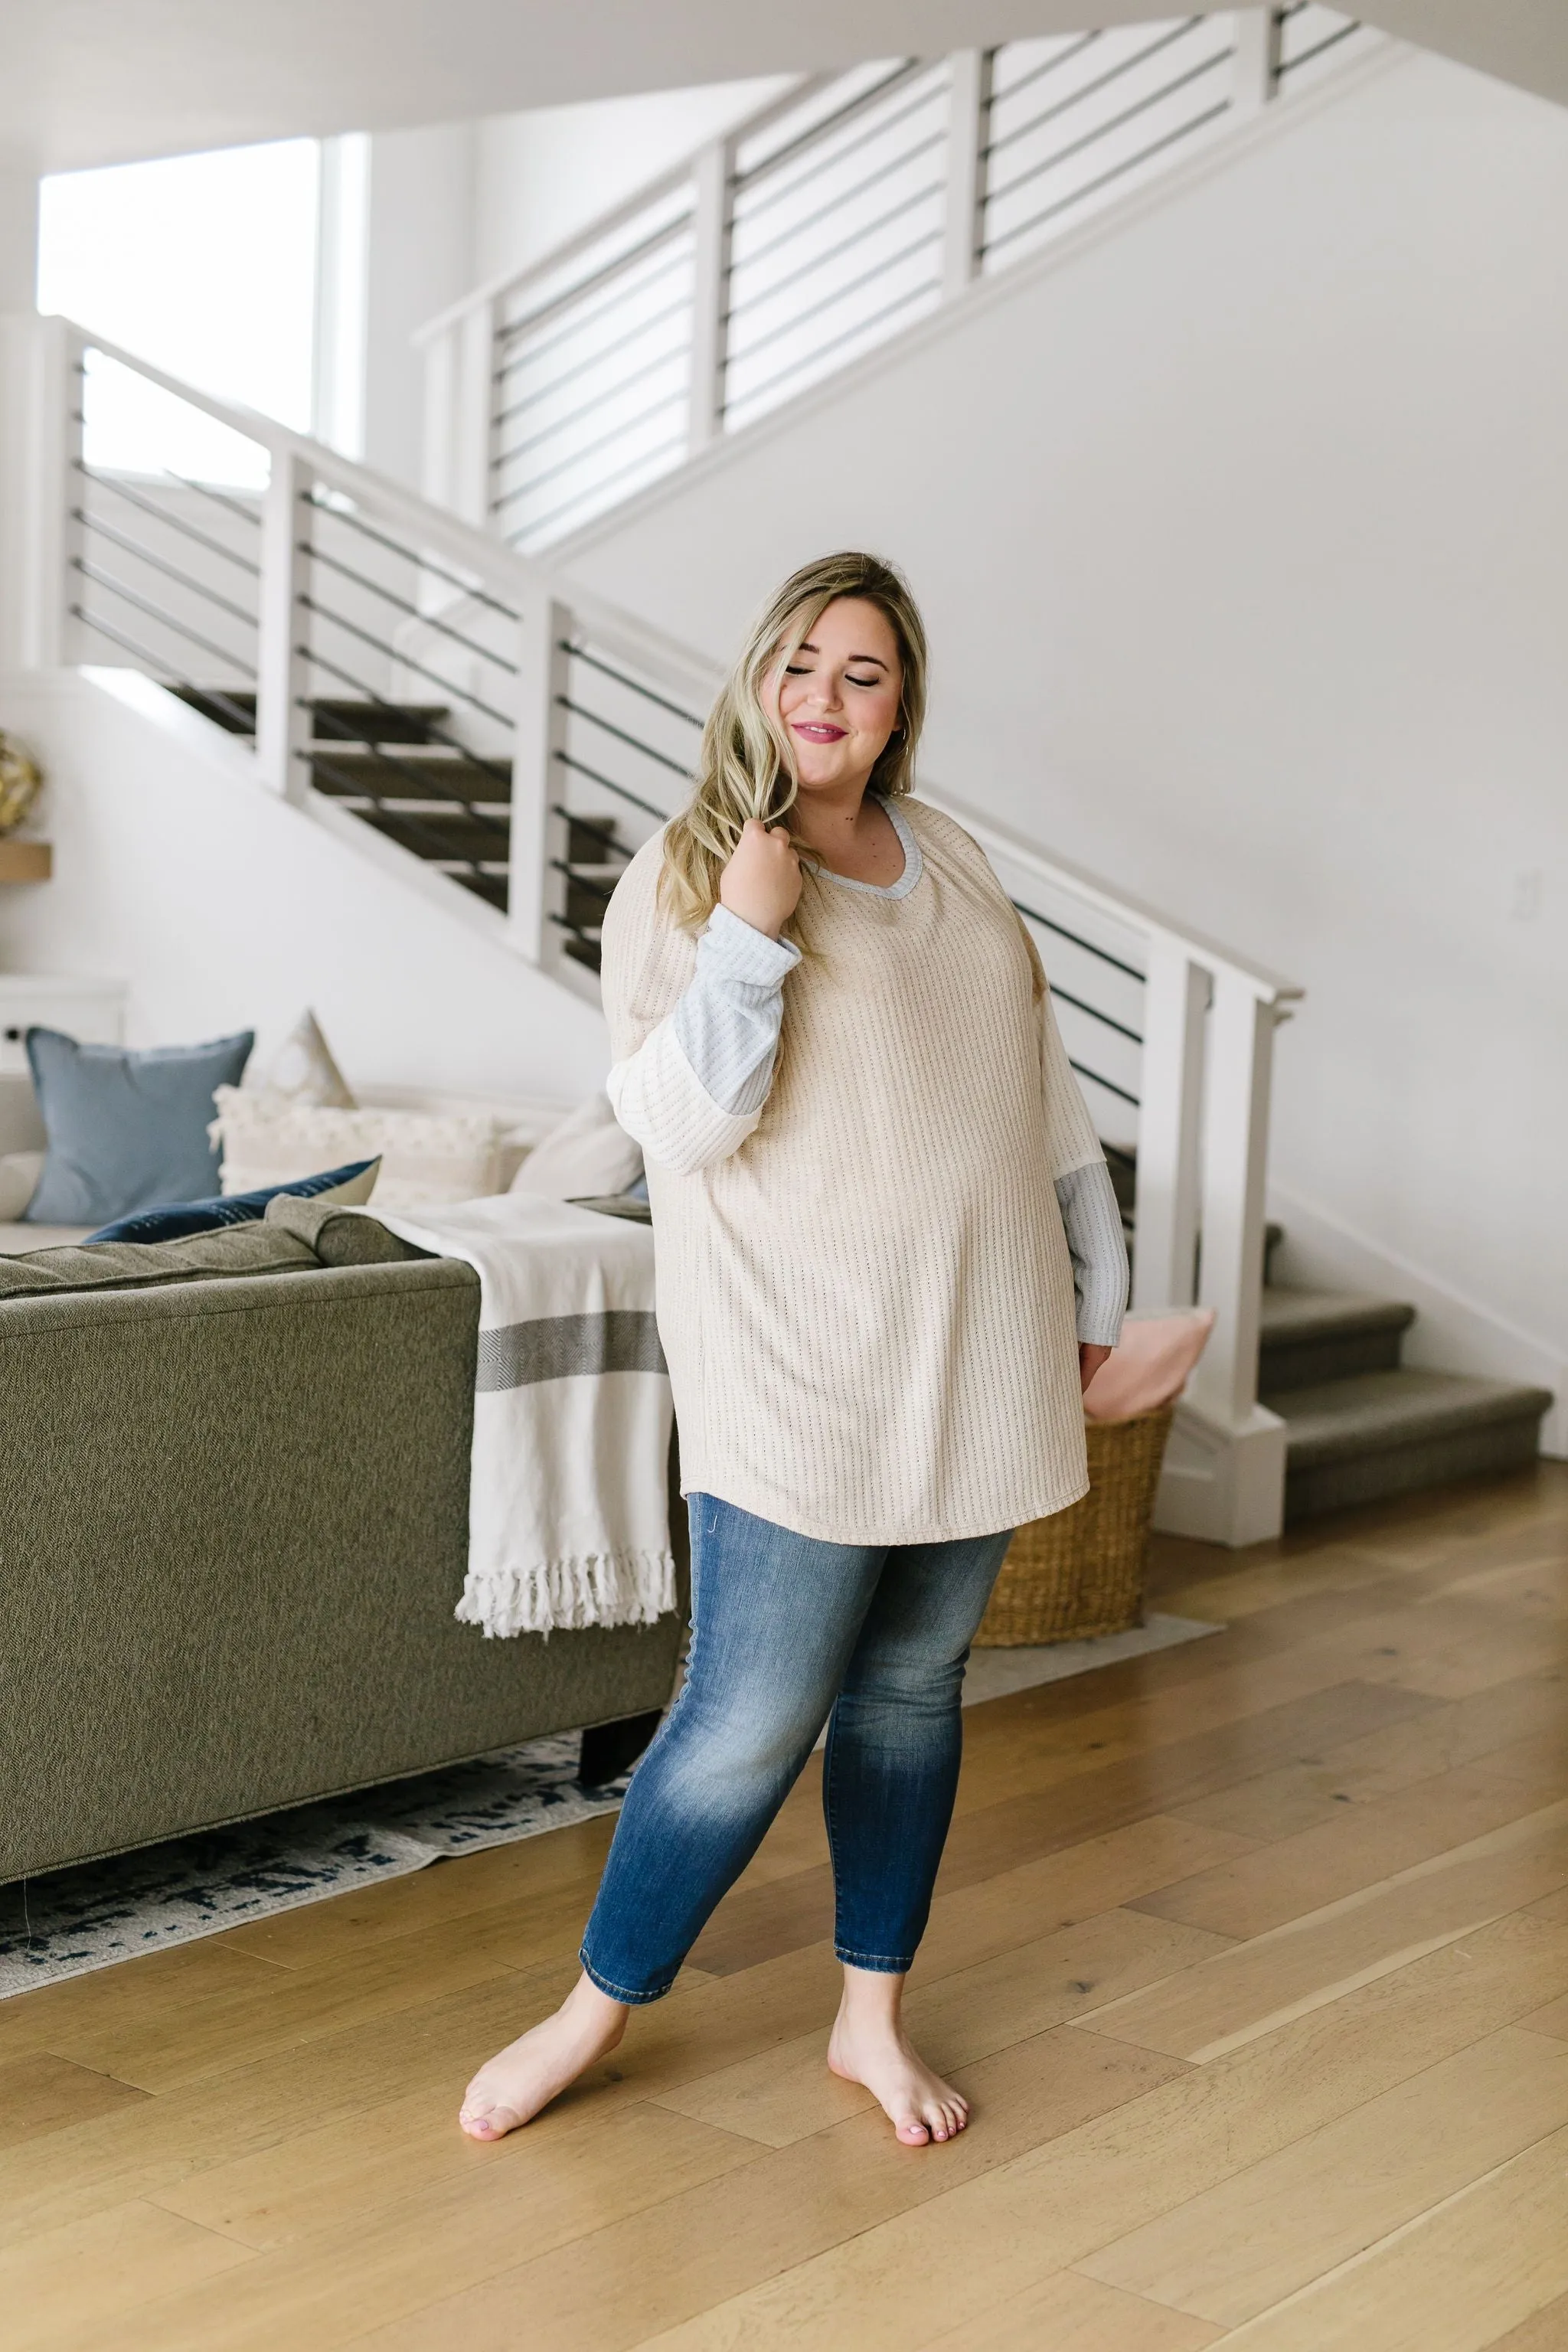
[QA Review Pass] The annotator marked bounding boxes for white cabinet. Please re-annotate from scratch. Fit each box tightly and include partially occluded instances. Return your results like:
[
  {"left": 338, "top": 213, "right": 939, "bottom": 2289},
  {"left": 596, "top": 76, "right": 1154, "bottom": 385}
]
[{"left": 0, "top": 976, "right": 126, "bottom": 1076}]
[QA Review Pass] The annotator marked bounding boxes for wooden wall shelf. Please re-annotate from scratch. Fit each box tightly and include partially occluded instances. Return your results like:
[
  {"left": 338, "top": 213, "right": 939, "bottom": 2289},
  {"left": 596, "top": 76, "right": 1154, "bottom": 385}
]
[{"left": 0, "top": 841, "right": 51, "bottom": 882}]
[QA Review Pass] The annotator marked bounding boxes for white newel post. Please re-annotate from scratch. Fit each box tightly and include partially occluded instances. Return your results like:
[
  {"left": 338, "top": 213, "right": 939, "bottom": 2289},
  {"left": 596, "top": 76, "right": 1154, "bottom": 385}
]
[
  {"left": 1232, "top": 5, "right": 1282, "bottom": 115},
  {"left": 255, "top": 448, "right": 313, "bottom": 799},
  {"left": 420, "top": 325, "right": 458, "bottom": 515},
  {"left": 6, "top": 315, "right": 84, "bottom": 671},
  {"left": 942, "top": 50, "right": 992, "bottom": 297},
  {"left": 1132, "top": 940, "right": 1208, "bottom": 1313},
  {"left": 1165, "top": 967, "right": 1288, "bottom": 1544},
  {"left": 453, "top": 302, "right": 498, "bottom": 530},
  {"left": 508, "top": 591, "right": 571, "bottom": 971},
  {"left": 688, "top": 139, "right": 735, "bottom": 451}
]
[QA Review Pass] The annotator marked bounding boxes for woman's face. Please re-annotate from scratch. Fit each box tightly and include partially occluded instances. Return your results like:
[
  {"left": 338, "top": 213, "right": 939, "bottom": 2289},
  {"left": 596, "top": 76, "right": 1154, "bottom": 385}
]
[{"left": 767, "top": 596, "right": 903, "bottom": 797}]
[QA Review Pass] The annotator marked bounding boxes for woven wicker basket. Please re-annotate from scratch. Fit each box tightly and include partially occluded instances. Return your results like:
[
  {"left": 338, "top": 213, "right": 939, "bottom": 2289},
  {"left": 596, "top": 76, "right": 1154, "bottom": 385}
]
[{"left": 975, "top": 1404, "right": 1176, "bottom": 1647}]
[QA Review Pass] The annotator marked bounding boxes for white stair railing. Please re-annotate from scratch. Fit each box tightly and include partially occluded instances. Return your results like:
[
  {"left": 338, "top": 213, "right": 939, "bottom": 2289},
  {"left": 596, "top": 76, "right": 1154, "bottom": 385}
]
[
  {"left": 416, "top": 5, "right": 1379, "bottom": 554},
  {"left": 5, "top": 309, "right": 1300, "bottom": 1544}
]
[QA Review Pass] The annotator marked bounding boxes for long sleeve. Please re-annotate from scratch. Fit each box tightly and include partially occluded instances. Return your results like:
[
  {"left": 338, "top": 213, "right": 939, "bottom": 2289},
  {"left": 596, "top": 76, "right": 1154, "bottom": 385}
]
[
  {"left": 1028, "top": 939, "right": 1129, "bottom": 1345},
  {"left": 606, "top": 905, "right": 800, "bottom": 1176},
  {"left": 1054, "top": 1160, "right": 1129, "bottom": 1347}
]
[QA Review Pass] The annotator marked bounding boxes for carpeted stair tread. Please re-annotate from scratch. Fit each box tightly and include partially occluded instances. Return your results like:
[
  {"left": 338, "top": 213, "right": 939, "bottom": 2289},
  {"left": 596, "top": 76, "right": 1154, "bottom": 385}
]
[
  {"left": 1259, "top": 1286, "right": 1415, "bottom": 1343},
  {"left": 1258, "top": 1286, "right": 1417, "bottom": 1393},
  {"left": 1269, "top": 1367, "right": 1554, "bottom": 1468}
]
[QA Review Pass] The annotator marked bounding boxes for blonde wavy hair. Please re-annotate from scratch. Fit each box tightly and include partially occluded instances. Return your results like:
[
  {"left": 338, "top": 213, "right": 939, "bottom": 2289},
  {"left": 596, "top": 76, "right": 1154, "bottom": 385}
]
[{"left": 660, "top": 550, "right": 929, "bottom": 934}]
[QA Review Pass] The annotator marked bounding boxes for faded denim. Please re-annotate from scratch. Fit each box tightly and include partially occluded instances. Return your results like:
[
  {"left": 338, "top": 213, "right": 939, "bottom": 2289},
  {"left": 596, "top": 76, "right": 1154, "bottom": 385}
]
[{"left": 579, "top": 1493, "right": 1011, "bottom": 2003}]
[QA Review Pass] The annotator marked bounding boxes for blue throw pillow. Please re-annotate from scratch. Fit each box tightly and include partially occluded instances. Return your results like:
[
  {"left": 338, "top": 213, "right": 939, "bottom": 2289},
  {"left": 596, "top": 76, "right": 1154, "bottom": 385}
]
[
  {"left": 24, "top": 1027, "right": 255, "bottom": 1226},
  {"left": 85, "top": 1158, "right": 379, "bottom": 1245}
]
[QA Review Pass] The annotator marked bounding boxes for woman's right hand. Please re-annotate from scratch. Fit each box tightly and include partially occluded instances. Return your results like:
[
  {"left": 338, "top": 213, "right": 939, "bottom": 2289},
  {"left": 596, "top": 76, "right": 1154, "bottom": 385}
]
[{"left": 720, "top": 818, "right": 803, "bottom": 939}]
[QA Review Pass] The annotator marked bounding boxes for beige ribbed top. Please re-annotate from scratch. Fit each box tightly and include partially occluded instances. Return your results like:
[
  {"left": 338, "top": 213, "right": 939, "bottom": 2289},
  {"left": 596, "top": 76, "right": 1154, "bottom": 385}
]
[{"left": 600, "top": 798, "right": 1104, "bottom": 1544}]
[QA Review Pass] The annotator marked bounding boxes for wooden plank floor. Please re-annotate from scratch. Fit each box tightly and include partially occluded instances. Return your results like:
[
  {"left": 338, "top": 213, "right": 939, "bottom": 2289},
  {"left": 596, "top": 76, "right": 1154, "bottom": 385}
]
[{"left": 5, "top": 1462, "right": 1568, "bottom": 2350}]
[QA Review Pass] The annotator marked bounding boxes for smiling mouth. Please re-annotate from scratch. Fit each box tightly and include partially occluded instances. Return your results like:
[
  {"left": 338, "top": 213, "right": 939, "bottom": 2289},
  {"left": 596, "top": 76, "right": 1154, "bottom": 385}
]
[{"left": 791, "top": 721, "right": 847, "bottom": 741}]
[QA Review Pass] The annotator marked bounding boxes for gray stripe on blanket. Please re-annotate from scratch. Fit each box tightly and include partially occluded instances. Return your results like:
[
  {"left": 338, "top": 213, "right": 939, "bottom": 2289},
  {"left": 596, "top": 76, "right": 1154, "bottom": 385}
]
[{"left": 476, "top": 1310, "right": 668, "bottom": 1391}]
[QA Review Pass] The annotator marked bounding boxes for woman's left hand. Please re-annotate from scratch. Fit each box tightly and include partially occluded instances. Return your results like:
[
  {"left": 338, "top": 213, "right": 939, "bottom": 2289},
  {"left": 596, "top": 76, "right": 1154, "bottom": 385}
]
[{"left": 1079, "top": 1343, "right": 1112, "bottom": 1395}]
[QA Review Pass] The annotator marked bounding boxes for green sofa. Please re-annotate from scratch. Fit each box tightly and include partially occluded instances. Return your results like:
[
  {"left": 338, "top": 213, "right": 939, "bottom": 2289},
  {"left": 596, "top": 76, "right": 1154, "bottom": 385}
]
[{"left": 0, "top": 1204, "right": 684, "bottom": 1884}]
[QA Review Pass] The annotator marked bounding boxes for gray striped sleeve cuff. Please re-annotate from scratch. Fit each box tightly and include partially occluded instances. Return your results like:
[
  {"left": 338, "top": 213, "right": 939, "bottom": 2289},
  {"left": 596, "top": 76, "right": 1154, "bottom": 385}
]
[
  {"left": 669, "top": 905, "right": 801, "bottom": 1118},
  {"left": 1055, "top": 1159, "right": 1129, "bottom": 1348}
]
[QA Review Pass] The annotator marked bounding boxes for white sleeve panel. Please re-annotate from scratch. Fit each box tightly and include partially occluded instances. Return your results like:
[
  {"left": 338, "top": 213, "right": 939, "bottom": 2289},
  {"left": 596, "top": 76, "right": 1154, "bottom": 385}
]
[
  {"left": 606, "top": 1021, "right": 765, "bottom": 1175},
  {"left": 1055, "top": 1161, "right": 1129, "bottom": 1348},
  {"left": 1039, "top": 981, "right": 1109, "bottom": 1180}
]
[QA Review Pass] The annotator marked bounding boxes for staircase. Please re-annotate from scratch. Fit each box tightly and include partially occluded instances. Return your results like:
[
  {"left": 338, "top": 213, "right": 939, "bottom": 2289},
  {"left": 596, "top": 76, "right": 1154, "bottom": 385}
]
[
  {"left": 1259, "top": 1277, "right": 1550, "bottom": 1523},
  {"left": 5, "top": 283, "right": 1554, "bottom": 1547},
  {"left": 1108, "top": 1157, "right": 1551, "bottom": 1524},
  {"left": 173, "top": 690, "right": 514, "bottom": 911}
]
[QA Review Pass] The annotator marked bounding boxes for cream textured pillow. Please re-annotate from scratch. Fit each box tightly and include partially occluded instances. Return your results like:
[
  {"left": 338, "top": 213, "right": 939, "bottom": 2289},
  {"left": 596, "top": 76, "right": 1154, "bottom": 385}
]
[
  {"left": 0, "top": 1150, "right": 43, "bottom": 1220},
  {"left": 211, "top": 1091, "right": 504, "bottom": 1208},
  {"left": 509, "top": 1091, "right": 643, "bottom": 1200},
  {"left": 247, "top": 1008, "right": 356, "bottom": 1109}
]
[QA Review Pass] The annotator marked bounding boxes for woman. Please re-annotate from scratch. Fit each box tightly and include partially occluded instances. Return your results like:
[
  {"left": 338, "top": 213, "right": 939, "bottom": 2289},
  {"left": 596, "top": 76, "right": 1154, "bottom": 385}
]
[{"left": 461, "top": 551, "right": 1128, "bottom": 2148}]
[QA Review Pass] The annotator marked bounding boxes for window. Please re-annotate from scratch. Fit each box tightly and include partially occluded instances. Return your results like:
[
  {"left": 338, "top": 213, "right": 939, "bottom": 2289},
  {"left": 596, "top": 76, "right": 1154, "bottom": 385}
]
[{"left": 38, "top": 139, "right": 322, "bottom": 485}]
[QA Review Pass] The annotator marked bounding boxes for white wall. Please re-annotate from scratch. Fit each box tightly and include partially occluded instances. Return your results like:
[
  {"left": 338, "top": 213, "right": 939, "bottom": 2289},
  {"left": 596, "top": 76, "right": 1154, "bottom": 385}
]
[
  {"left": 472, "top": 77, "right": 790, "bottom": 286},
  {"left": 562, "top": 47, "right": 1568, "bottom": 1377},
  {"left": 0, "top": 670, "right": 609, "bottom": 1107},
  {"left": 361, "top": 123, "right": 476, "bottom": 486}
]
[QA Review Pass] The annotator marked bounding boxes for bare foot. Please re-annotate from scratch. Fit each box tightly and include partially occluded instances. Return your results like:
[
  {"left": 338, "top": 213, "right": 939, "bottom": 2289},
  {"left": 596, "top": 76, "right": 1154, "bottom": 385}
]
[
  {"left": 828, "top": 1995, "right": 969, "bottom": 2147},
  {"left": 459, "top": 1973, "right": 629, "bottom": 2141}
]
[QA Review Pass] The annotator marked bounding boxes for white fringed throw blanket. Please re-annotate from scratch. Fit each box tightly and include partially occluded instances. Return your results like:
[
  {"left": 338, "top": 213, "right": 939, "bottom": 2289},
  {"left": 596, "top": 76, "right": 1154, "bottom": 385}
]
[{"left": 374, "top": 1194, "right": 675, "bottom": 1638}]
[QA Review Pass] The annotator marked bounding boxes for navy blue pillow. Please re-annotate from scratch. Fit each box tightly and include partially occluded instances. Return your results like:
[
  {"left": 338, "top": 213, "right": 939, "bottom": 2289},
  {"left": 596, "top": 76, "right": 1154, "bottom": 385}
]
[
  {"left": 24, "top": 1027, "right": 254, "bottom": 1225},
  {"left": 86, "top": 1160, "right": 378, "bottom": 1245}
]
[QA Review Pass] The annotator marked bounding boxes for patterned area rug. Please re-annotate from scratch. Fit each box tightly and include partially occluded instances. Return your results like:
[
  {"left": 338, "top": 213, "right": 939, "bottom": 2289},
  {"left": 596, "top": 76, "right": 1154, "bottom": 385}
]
[
  {"left": 0, "top": 1734, "right": 626, "bottom": 2000},
  {"left": 1, "top": 1613, "right": 1218, "bottom": 1998}
]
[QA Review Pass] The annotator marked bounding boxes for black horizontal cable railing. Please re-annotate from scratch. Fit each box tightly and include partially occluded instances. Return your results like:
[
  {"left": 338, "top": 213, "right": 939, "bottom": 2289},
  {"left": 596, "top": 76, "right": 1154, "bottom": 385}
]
[
  {"left": 723, "top": 67, "right": 949, "bottom": 426},
  {"left": 73, "top": 510, "right": 260, "bottom": 632},
  {"left": 296, "top": 487, "right": 520, "bottom": 898},
  {"left": 984, "top": 45, "right": 1233, "bottom": 251},
  {"left": 296, "top": 597, "right": 516, "bottom": 730},
  {"left": 495, "top": 218, "right": 694, "bottom": 356},
  {"left": 554, "top": 697, "right": 697, "bottom": 782},
  {"left": 723, "top": 193, "right": 946, "bottom": 346},
  {"left": 730, "top": 126, "right": 948, "bottom": 275},
  {"left": 725, "top": 277, "right": 945, "bottom": 422},
  {"left": 306, "top": 741, "right": 507, "bottom": 884},
  {"left": 560, "top": 642, "right": 707, "bottom": 730},
  {"left": 493, "top": 390, "right": 691, "bottom": 517},
  {"left": 488, "top": 210, "right": 697, "bottom": 546},
  {"left": 547, "top": 641, "right": 704, "bottom": 965},
  {"left": 66, "top": 602, "right": 260, "bottom": 736},
  {"left": 492, "top": 340, "right": 691, "bottom": 474},
  {"left": 494, "top": 256, "right": 696, "bottom": 408},
  {"left": 985, "top": 19, "right": 1206, "bottom": 168},
  {"left": 986, "top": 99, "right": 1233, "bottom": 259},
  {"left": 72, "top": 555, "right": 256, "bottom": 675},
  {"left": 74, "top": 462, "right": 263, "bottom": 577},
  {"left": 492, "top": 295, "right": 694, "bottom": 451},
  {"left": 734, "top": 62, "right": 928, "bottom": 200},
  {"left": 1276, "top": 4, "right": 1362, "bottom": 79},
  {"left": 989, "top": 30, "right": 1103, "bottom": 117},
  {"left": 501, "top": 430, "right": 691, "bottom": 547},
  {"left": 302, "top": 494, "right": 518, "bottom": 621},
  {"left": 1009, "top": 893, "right": 1145, "bottom": 1113},
  {"left": 300, "top": 544, "right": 519, "bottom": 674},
  {"left": 551, "top": 750, "right": 671, "bottom": 824}
]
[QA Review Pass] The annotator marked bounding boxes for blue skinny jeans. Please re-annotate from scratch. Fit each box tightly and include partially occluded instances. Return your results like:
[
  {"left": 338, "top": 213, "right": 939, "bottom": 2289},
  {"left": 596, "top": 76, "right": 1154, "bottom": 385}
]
[{"left": 579, "top": 1493, "right": 1012, "bottom": 2004}]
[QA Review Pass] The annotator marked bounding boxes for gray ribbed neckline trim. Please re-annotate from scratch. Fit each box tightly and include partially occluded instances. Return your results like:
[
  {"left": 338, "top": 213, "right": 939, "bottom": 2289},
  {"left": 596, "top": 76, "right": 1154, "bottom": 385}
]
[{"left": 813, "top": 795, "right": 923, "bottom": 900}]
